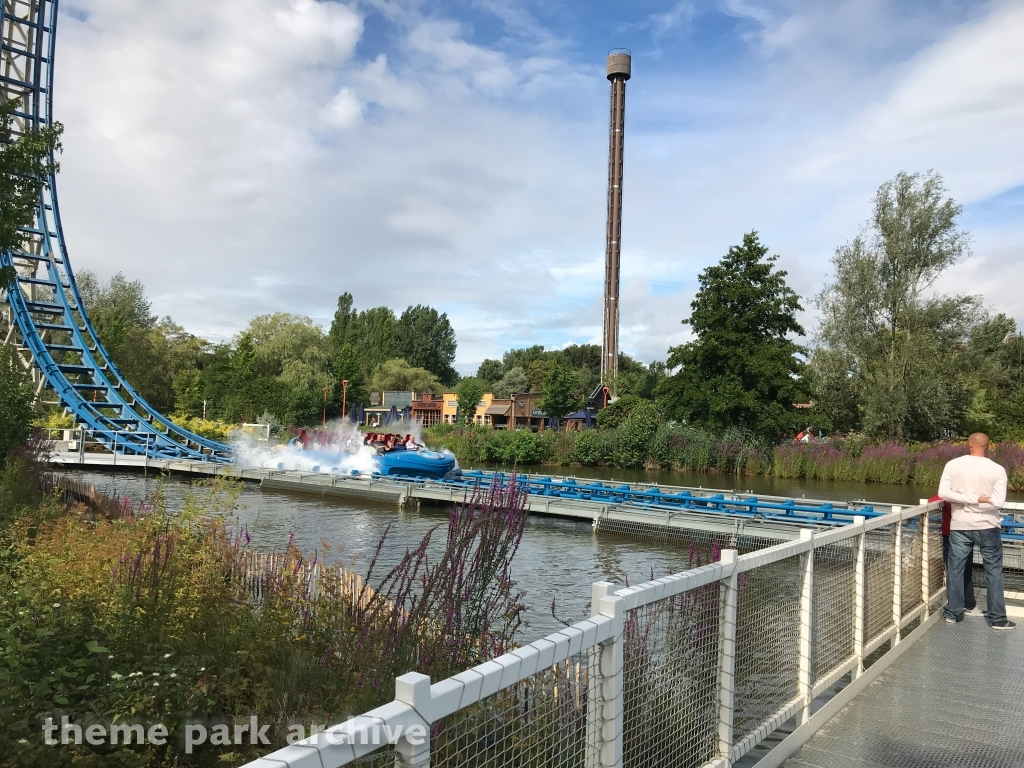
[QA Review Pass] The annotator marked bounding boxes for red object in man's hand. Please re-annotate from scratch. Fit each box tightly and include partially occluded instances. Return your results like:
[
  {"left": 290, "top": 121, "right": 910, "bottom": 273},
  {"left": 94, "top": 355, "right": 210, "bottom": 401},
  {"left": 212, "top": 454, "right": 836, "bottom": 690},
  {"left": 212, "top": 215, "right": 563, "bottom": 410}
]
[{"left": 929, "top": 494, "right": 952, "bottom": 536}]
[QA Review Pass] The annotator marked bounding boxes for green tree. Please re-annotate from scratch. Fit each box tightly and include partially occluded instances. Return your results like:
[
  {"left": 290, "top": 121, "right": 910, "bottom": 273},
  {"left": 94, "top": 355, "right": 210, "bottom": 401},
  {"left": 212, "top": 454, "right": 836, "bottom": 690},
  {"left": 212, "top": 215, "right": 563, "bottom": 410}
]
[
  {"left": 172, "top": 367, "right": 204, "bottom": 418},
  {"left": 0, "top": 97, "right": 62, "bottom": 254},
  {"left": 659, "top": 231, "right": 806, "bottom": 437},
  {"left": 502, "top": 345, "right": 545, "bottom": 373},
  {"left": 493, "top": 366, "right": 530, "bottom": 398},
  {"left": 455, "top": 378, "right": 486, "bottom": 425},
  {"left": 538, "top": 365, "right": 584, "bottom": 427},
  {"left": 77, "top": 271, "right": 207, "bottom": 412},
  {"left": 596, "top": 394, "right": 644, "bottom": 430},
  {"left": 476, "top": 359, "right": 504, "bottom": 388},
  {"left": 811, "top": 172, "right": 975, "bottom": 440},
  {"left": 231, "top": 334, "right": 258, "bottom": 384},
  {"left": 528, "top": 359, "right": 553, "bottom": 394},
  {"left": 355, "top": 306, "right": 398, "bottom": 380},
  {"left": 395, "top": 304, "right": 458, "bottom": 385},
  {"left": 332, "top": 342, "right": 368, "bottom": 409},
  {"left": 328, "top": 292, "right": 358, "bottom": 351},
  {"left": 0, "top": 346, "right": 34, "bottom": 461},
  {"left": 370, "top": 358, "right": 441, "bottom": 394}
]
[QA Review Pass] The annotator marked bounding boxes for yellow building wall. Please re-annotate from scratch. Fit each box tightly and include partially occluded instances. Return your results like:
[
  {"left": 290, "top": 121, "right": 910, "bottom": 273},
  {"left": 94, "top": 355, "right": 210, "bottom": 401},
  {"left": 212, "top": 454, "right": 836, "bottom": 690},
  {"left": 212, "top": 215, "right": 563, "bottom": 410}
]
[{"left": 440, "top": 392, "right": 494, "bottom": 424}]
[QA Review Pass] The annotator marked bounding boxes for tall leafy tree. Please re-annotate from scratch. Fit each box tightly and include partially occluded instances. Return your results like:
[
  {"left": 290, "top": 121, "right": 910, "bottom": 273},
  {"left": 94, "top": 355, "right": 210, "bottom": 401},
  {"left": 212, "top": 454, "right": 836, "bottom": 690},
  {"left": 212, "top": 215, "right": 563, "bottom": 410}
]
[
  {"left": 538, "top": 365, "right": 584, "bottom": 426},
  {"left": 0, "top": 97, "right": 62, "bottom": 256},
  {"left": 0, "top": 346, "right": 34, "bottom": 461},
  {"left": 369, "top": 358, "right": 441, "bottom": 394},
  {"left": 172, "top": 368, "right": 204, "bottom": 418},
  {"left": 493, "top": 366, "right": 530, "bottom": 398},
  {"left": 77, "top": 271, "right": 207, "bottom": 412},
  {"left": 332, "top": 342, "right": 368, "bottom": 409},
  {"left": 455, "top": 378, "right": 486, "bottom": 425},
  {"left": 328, "top": 292, "right": 358, "bottom": 351},
  {"left": 395, "top": 304, "right": 458, "bottom": 385},
  {"left": 659, "top": 231, "right": 805, "bottom": 436},
  {"left": 476, "top": 359, "right": 504, "bottom": 388},
  {"left": 356, "top": 306, "right": 398, "bottom": 380},
  {"left": 811, "top": 171, "right": 975, "bottom": 440}
]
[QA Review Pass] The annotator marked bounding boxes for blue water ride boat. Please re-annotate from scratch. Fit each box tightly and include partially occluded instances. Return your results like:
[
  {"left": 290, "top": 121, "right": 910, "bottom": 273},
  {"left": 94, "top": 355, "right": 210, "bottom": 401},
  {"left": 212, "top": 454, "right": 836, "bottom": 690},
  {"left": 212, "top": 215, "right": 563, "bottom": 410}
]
[{"left": 378, "top": 449, "right": 459, "bottom": 480}]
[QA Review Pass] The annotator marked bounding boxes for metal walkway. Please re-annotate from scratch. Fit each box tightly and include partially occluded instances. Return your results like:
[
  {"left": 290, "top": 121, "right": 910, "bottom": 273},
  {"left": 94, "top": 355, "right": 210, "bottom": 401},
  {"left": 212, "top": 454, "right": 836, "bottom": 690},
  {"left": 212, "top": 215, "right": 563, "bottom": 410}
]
[{"left": 784, "top": 618, "right": 1024, "bottom": 768}]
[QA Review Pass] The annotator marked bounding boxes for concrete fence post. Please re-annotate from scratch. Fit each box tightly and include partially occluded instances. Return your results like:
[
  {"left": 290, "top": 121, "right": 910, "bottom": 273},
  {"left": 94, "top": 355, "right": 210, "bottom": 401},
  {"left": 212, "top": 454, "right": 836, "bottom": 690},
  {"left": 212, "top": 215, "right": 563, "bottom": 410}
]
[
  {"left": 716, "top": 548, "right": 739, "bottom": 765},
  {"left": 892, "top": 508, "right": 903, "bottom": 648},
  {"left": 851, "top": 516, "right": 866, "bottom": 680},
  {"left": 796, "top": 529, "right": 815, "bottom": 726},
  {"left": 394, "top": 672, "right": 431, "bottom": 767}
]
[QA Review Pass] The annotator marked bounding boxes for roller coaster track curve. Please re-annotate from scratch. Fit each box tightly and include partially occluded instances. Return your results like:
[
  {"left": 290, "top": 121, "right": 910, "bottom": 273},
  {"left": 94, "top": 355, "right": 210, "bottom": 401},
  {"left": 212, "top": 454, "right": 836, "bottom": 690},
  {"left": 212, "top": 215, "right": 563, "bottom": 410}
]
[{"left": 0, "top": 0, "right": 231, "bottom": 462}]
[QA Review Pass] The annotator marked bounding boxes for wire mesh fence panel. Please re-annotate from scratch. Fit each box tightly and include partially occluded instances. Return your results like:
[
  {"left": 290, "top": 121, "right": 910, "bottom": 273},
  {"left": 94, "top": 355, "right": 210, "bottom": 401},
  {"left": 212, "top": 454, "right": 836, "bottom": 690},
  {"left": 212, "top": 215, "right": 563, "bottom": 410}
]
[
  {"left": 927, "top": 510, "right": 946, "bottom": 611},
  {"left": 593, "top": 520, "right": 785, "bottom": 567},
  {"left": 732, "top": 556, "right": 800, "bottom": 742},
  {"left": 349, "top": 748, "right": 404, "bottom": 767},
  {"left": 622, "top": 584, "right": 721, "bottom": 768},
  {"left": 901, "top": 520, "right": 924, "bottom": 618},
  {"left": 431, "top": 651, "right": 599, "bottom": 768},
  {"left": 1001, "top": 541, "right": 1024, "bottom": 594},
  {"left": 863, "top": 527, "right": 895, "bottom": 643},
  {"left": 811, "top": 541, "right": 855, "bottom": 683}
]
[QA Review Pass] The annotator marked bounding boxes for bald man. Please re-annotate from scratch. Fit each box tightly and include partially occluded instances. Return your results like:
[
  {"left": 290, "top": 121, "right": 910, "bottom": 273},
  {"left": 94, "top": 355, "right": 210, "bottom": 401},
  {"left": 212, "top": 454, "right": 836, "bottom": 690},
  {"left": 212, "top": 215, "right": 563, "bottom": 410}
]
[{"left": 939, "top": 433, "right": 1014, "bottom": 630}]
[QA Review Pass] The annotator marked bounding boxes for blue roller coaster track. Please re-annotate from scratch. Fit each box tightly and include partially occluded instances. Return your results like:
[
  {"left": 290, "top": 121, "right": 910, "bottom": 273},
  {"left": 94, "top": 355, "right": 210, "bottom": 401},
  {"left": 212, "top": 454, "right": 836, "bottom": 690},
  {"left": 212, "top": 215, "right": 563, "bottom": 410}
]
[{"left": 0, "top": 0, "right": 231, "bottom": 462}]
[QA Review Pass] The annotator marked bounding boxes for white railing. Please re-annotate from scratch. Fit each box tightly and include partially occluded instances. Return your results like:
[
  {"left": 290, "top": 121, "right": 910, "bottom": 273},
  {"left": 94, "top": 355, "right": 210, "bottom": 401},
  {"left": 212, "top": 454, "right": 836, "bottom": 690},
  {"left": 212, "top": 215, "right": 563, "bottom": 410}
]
[{"left": 244, "top": 501, "right": 946, "bottom": 768}]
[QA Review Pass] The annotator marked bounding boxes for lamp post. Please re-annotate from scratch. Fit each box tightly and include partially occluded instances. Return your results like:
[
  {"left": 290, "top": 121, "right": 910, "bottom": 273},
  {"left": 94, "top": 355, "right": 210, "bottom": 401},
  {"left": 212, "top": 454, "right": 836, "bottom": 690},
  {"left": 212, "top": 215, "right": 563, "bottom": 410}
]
[
  {"left": 322, "top": 386, "right": 328, "bottom": 426},
  {"left": 341, "top": 379, "right": 349, "bottom": 424}
]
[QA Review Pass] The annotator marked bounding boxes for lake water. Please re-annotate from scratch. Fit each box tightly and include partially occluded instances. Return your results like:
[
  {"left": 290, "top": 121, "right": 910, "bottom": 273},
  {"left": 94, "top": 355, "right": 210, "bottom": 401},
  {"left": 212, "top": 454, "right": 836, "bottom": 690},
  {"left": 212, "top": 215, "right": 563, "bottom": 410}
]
[{"left": 63, "top": 467, "right": 1022, "bottom": 643}]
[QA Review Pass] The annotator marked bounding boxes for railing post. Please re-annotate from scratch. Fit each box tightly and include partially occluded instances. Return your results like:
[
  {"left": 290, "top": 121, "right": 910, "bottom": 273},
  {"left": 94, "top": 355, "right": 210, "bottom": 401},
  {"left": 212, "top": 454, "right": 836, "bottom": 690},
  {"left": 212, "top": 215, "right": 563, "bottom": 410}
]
[
  {"left": 394, "top": 672, "right": 431, "bottom": 767},
  {"left": 796, "top": 529, "right": 814, "bottom": 726},
  {"left": 716, "top": 548, "right": 739, "bottom": 766},
  {"left": 594, "top": 586, "right": 624, "bottom": 768},
  {"left": 919, "top": 501, "right": 930, "bottom": 618},
  {"left": 892, "top": 507, "right": 903, "bottom": 648},
  {"left": 588, "top": 583, "right": 617, "bottom": 768},
  {"left": 851, "top": 516, "right": 866, "bottom": 680}
]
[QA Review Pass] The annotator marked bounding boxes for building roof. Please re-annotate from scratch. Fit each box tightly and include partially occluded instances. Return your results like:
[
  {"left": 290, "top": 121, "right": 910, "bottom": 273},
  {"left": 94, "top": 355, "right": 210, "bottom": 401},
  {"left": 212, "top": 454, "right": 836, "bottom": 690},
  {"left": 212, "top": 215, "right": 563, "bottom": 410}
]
[{"left": 485, "top": 403, "right": 511, "bottom": 416}]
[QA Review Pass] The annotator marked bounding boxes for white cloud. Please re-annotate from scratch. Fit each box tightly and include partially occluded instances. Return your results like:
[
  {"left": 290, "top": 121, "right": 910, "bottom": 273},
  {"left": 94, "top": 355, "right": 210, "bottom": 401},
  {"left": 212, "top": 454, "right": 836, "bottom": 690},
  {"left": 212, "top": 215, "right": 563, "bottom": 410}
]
[{"left": 48, "top": 0, "right": 1024, "bottom": 369}]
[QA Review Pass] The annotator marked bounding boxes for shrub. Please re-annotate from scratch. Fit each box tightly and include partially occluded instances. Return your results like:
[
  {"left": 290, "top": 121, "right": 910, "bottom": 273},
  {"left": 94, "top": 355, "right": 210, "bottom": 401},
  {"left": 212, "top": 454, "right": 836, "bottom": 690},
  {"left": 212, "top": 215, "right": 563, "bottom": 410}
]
[
  {"left": 0, "top": 345, "right": 34, "bottom": 463},
  {"left": 1, "top": 473, "right": 530, "bottom": 764},
  {"left": 596, "top": 395, "right": 644, "bottom": 430},
  {"left": 484, "top": 429, "right": 543, "bottom": 465},
  {"left": 614, "top": 401, "right": 659, "bottom": 468},
  {"left": 572, "top": 431, "right": 604, "bottom": 465}
]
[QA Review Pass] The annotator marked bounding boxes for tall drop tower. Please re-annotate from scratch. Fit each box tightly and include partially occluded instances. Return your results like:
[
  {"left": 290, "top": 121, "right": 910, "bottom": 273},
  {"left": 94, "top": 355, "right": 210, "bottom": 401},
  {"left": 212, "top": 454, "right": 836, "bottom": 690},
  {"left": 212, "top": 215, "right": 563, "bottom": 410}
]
[{"left": 601, "top": 49, "right": 630, "bottom": 385}]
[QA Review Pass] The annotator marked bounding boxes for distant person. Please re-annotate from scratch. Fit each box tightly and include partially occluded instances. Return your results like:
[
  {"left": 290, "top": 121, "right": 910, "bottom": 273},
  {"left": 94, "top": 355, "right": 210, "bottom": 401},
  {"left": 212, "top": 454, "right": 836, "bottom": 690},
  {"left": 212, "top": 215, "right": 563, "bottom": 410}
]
[
  {"left": 939, "top": 433, "right": 1014, "bottom": 630},
  {"left": 929, "top": 495, "right": 978, "bottom": 617}
]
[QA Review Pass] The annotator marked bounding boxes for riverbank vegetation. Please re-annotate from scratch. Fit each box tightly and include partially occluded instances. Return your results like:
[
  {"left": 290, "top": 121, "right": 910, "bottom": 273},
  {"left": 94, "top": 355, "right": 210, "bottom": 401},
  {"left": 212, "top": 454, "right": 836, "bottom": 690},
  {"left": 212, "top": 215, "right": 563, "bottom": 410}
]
[
  {"left": 422, "top": 422, "right": 1024, "bottom": 491},
  {"left": 0, "top": 447, "right": 529, "bottom": 766}
]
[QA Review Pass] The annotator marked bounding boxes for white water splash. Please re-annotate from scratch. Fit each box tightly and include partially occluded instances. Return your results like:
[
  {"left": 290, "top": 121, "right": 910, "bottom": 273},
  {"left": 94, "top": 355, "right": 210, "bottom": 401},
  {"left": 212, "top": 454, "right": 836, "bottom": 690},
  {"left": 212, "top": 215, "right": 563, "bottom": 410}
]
[{"left": 231, "top": 419, "right": 446, "bottom": 476}]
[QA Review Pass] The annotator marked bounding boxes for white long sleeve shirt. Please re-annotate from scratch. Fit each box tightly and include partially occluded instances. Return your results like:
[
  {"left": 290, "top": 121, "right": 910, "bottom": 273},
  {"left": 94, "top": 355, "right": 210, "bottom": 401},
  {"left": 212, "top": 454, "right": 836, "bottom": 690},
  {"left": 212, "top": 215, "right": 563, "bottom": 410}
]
[{"left": 938, "top": 454, "right": 1007, "bottom": 531}]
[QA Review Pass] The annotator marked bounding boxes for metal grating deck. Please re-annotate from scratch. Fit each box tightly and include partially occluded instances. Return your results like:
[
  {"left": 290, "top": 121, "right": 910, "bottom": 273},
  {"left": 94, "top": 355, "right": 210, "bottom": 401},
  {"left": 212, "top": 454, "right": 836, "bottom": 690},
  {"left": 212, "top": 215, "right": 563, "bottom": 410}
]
[{"left": 784, "top": 618, "right": 1024, "bottom": 768}]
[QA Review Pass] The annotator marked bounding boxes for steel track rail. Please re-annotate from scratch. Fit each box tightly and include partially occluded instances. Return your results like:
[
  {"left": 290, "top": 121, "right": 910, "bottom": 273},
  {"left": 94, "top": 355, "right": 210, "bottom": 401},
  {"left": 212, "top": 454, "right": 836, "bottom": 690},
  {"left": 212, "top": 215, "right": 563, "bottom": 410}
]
[{"left": 0, "top": 0, "right": 230, "bottom": 462}]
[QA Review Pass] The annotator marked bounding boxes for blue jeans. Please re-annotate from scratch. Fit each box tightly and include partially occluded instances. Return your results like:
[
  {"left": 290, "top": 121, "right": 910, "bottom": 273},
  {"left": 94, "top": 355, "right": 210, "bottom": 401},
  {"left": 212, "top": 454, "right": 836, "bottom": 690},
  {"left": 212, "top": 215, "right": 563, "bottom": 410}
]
[
  {"left": 942, "top": 535, "right": 975, "bottom": 610},
  {"left": 945, "top": 528, "right": 1007, "bottom": 624}
]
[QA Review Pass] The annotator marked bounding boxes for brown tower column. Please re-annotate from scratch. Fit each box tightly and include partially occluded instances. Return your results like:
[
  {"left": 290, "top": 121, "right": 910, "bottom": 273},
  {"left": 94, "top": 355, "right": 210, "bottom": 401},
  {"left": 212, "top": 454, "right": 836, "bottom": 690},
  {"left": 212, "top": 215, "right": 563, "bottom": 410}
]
[{"left": 602, "top": 49, "right": 630, "bottom": 385}]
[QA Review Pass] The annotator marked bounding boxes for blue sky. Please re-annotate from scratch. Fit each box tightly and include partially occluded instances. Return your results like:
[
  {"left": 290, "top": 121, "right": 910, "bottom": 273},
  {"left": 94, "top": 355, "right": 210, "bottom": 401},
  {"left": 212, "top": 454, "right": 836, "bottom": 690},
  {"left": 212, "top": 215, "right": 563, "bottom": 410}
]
[{"left": 55, "top": 0, "right": 1024, "bottom": 373}]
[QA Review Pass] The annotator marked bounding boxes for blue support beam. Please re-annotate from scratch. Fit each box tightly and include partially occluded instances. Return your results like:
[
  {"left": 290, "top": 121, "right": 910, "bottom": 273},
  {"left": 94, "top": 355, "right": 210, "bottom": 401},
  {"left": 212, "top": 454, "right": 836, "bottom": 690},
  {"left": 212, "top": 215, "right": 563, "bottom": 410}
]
[{"left": 0, "top": 0, "right": 231, "bottom": 463}]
